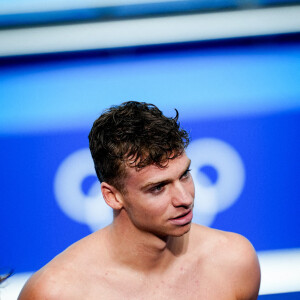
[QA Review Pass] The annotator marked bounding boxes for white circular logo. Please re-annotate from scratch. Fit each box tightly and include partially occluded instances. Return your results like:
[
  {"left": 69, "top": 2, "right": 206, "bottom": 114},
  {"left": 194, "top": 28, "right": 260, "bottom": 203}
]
[
  {"left": 187, "top": 138, "right": 245, "bottom": 225},
  {"left": 54, "top": 149, "right": 112, "bottom": 232}
]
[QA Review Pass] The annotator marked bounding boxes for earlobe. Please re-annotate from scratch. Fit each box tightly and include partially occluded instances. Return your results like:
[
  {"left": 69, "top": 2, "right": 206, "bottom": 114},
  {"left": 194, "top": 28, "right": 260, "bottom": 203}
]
[{"left": 101, "top": 182, "right": 123, "bottom": 210}]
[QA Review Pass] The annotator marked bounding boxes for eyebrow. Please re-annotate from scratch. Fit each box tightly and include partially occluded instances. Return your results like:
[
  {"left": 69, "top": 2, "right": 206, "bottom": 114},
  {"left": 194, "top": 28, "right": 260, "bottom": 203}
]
[{"left": 141, "top": 159, "right": 191, "bottom": 191}]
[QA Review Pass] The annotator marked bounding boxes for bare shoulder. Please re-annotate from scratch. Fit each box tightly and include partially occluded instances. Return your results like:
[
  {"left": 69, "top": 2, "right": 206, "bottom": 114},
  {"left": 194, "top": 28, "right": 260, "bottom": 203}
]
[
  {"left": 18, "top": 265, "right": 67, "bottom": 300},
  {"left": 190, "top": 223, "right": 259, "bottom": 264},
  {"left": 217, "top": 229, "right": 261, "bottom": 299},
  {"left": 190, "top": 224, "right": 261, "bottom": 299},
  {"left": 18, "top": 243, "right": 86, "bottom": 300},
  {"left": 18, "top": 229, "right": 110, "bottom": 300}
]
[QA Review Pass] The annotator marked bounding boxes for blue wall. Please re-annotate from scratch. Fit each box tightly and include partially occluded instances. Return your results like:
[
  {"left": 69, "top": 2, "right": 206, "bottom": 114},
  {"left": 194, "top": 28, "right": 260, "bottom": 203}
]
[{"left": 1, "top": 40, "right": 300, "bottom": 297}]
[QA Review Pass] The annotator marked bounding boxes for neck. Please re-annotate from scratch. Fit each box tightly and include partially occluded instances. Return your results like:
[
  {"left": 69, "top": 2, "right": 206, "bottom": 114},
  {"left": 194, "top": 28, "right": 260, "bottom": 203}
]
[{"left": 105, "top": 210, "right": 189, "bottom": 273}]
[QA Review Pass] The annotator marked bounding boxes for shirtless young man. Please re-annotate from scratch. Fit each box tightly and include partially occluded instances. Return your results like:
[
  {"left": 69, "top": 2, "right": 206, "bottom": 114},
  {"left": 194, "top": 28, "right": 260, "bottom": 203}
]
[{"left": 19, "top": 101, "right": 260, "bottom": 300}]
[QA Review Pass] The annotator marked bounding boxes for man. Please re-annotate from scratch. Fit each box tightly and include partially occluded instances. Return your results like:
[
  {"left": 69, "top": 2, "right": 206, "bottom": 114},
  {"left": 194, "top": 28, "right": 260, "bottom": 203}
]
[{"left": 19, "top": 101, "right": 260, "bottom": 299}]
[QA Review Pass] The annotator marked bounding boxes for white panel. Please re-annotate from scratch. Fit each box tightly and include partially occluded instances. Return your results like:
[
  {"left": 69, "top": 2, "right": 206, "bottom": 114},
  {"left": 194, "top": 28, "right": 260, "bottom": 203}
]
[{"left": 0, "top": 5, "right": 300, "bottom": 57}]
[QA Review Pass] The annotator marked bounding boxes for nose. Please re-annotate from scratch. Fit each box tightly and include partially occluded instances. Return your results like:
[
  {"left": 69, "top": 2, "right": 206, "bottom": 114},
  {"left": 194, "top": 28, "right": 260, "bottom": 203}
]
[{"left": 171, "top": 181, "right": 194, "bottom": 208}]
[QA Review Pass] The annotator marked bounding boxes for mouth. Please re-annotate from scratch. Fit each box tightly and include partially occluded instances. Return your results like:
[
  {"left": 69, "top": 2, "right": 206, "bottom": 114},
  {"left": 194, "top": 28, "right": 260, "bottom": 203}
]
[{"left": 169, "top": 209, "right": 193, "bottom": 226}]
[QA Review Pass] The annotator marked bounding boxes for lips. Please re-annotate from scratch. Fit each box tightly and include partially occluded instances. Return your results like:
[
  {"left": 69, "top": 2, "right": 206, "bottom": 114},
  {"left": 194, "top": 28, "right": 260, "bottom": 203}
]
[
  {"left": 169, "top": 209, "right": 193, "bottom": 226},
  {"left": 174, "top": 210, "right": 190, "bottom": 219}
]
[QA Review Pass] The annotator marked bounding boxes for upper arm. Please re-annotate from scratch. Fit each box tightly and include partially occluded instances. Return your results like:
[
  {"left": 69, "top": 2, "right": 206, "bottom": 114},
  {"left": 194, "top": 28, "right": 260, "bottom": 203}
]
[
  {"left": 18, "top": 275, "right": 47, "bottom": 300},
  {"left": 18, "top": 270, "right": 63, "bottom": 300},
  {"left": 229, "top": 234, "right": 261, "bottom": 300}
]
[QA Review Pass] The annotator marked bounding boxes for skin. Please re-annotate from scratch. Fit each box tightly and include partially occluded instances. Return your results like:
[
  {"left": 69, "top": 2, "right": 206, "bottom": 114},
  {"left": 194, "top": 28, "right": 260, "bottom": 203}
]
[{"left": 18, "top": 152, "right": 260, "bottom": 300}]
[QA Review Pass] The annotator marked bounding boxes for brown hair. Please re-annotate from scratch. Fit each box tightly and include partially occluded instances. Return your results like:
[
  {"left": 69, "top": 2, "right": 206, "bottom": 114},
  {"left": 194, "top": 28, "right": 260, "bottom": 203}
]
[{"left": 88, "top": 101, "right": 189, "bottom": 191}]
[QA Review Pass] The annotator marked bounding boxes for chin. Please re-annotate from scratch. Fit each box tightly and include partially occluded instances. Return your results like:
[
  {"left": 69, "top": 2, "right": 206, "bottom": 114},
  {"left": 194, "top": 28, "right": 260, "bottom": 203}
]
[
  {"left": 147, "top": 222, "right": 192, "bottom": 239},
  {"left": 166, "top": 222, "right": 192, "bottom": 237},
  {"left": 174, "top": 224, "right": 192, "bottom": 236}
]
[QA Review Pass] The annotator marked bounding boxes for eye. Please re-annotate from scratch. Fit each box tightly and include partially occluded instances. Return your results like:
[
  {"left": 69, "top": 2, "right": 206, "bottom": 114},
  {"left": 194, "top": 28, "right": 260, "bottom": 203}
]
[
  {"left": 149, "top": 184, "right": 165, "bottom": 195},
  {"left": 181, "top": 168, "right": 191, "bottom": 179}
]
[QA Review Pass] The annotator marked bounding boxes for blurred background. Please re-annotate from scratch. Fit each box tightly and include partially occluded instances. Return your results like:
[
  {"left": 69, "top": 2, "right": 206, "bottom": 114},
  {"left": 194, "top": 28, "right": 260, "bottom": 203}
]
[{"left": 1, "top": 0, "right": 300, "bottom": 299}]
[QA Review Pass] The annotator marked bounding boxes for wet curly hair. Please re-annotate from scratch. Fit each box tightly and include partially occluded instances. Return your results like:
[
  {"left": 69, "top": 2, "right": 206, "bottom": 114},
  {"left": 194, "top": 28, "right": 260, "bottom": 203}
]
[{"left": 88, "top": 101, "right": 189, "bottom": 192}]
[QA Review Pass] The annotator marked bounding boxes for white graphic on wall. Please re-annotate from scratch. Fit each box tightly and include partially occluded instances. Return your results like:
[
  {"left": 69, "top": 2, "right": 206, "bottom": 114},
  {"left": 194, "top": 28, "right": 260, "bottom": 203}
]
[
  {"left": 54, "top": 148, "right": 110, "bottom": 232},
  {"left": 187, "top": 138, "right": 245, "bottom": 226},
  {"left": 54, "top": 138, "right": 245, "bottom": 232}
]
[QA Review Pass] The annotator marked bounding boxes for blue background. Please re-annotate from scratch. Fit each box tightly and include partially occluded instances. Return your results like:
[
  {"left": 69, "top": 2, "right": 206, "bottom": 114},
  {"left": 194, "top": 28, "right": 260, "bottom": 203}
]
[{"left": 1, "top": 38, "right": 300, "bottom": 298}]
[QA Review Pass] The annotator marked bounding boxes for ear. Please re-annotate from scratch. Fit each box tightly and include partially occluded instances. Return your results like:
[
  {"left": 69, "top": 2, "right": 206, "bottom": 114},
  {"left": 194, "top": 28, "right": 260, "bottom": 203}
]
[{"left": 101, "top": 182, "right": 123, "bottom": 210}]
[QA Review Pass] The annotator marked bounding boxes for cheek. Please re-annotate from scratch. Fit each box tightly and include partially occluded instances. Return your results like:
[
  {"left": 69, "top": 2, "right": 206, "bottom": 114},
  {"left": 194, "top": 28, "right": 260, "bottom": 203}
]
[
  {"left": 141, "top": 196, "right": 171, "bottom": 219},
  {"left": 152, "top": 200, "right": 169, "bottom": 215},
  {"left": 127, "top": 198, "right": 164, "bottom": 220}
]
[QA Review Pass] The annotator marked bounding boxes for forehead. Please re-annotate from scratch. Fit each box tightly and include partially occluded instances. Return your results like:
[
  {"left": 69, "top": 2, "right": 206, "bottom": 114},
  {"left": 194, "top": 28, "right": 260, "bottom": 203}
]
[{"left": 124, "top": 152, "right": 190, "bottom": 188}]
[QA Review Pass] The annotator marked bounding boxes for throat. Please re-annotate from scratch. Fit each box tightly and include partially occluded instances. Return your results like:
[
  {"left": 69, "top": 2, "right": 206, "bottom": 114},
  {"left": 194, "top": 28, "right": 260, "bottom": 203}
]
[{"left": 106, "top": 222, "right": 189, "bottom": 272}]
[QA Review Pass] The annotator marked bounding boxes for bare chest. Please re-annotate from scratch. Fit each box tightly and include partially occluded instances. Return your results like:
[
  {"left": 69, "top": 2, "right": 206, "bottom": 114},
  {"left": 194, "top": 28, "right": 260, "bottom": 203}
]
[{"left": 67, "top": 268, "right": 236, "bottom": 300}]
